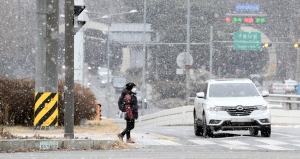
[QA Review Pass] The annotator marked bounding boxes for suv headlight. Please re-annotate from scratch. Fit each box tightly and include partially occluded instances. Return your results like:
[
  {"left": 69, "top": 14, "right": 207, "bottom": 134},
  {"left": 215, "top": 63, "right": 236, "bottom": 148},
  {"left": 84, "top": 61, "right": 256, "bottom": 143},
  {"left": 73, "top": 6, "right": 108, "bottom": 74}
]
[
  {"left": 206, "top": 105, "right": 226, "bottom": 111},
  {"left": 256, "top": 105, "right": 268, "bottom": 110}
]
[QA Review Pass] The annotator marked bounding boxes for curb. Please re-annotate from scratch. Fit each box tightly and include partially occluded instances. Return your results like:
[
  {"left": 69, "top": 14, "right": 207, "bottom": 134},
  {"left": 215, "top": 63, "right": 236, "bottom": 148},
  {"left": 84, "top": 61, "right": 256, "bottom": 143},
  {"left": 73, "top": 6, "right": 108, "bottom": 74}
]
[{"left": 0, "top": 139, "right": 118, "bottom": 151}]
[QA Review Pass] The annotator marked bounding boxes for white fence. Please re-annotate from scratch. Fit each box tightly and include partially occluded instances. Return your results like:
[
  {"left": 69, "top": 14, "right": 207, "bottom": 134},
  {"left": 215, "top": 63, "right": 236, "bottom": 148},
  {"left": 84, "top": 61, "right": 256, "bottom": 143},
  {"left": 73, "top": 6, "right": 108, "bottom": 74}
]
[{"left": 111, "top": 105, "right": 300, "bottom": 128}]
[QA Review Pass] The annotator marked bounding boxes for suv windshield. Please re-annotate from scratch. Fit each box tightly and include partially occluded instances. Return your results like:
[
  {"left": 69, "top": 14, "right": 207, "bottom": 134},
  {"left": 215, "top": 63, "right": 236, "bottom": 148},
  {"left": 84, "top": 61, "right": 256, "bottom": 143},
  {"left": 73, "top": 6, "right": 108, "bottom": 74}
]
[{"left": 209, "top": 83, "right": 260, "bottom": 97}]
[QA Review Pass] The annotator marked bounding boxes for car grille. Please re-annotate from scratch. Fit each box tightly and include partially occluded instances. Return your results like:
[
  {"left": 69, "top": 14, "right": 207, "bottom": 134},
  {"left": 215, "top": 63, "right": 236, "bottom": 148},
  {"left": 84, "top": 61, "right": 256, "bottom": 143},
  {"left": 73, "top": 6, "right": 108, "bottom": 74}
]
[{"left": 226, "top": 106, "right": 258, "bottom": 116}]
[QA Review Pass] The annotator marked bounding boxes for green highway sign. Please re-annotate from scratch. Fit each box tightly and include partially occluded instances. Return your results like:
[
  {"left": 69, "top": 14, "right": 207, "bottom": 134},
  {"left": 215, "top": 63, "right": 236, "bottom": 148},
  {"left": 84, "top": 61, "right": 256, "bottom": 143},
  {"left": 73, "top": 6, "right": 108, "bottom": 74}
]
[{"left": 233, "top": 32, "right": 261, "bottom": 51}]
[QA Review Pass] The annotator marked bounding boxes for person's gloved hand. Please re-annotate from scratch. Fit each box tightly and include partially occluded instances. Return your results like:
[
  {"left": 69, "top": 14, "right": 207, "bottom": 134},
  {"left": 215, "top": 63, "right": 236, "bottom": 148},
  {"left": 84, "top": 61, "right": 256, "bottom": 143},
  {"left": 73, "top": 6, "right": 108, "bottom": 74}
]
[{"left": 134, "top": 111, "right": 138, "bottom": 120}]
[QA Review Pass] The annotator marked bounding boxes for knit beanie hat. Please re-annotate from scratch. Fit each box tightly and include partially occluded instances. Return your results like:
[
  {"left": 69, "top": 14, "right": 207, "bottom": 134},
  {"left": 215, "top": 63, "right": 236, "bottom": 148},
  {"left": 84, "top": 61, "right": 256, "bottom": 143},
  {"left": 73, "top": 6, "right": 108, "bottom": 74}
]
[{"left": 125, "top": 82, "right": 136, "bottom": 90}]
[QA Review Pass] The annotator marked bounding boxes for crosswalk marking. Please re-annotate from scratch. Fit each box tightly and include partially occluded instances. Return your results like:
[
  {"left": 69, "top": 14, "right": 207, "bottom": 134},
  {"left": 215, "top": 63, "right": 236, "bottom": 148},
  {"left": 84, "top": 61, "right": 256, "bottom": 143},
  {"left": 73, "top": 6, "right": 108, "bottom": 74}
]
[
  {"left": 256, "top": 145, "right": 293, "bottom": 150},
  {"left": 189, "top": 140, "right": 216, "bottom": 145},
  {"left": 154, "top": 140, "right": 181, "bottom": 145},
  {"left": 294, "top": 144, "right": 300, "bottom": 147},
  {"left": 219, "top": 144, "right": 256, "bottom": 150},
  {"left": 218, "top": 140, "right": 254, "bottom": 150},
  {"left": 292, "top": 140, "right": 300, "bottom": 143},
  {"left": 254, "top": 139, "right": 289, "bottom": 145},
  {"left": 272, "top": 132, "right": 297, "bottom": 137},
  {"left": 220, "top": 140, "right": 249, "bottom": 145}
]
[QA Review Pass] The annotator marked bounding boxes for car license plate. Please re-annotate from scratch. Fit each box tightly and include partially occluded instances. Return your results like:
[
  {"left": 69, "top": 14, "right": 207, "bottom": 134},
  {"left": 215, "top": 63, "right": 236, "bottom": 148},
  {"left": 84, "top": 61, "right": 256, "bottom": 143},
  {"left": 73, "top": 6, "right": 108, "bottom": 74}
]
[{"left": 231, "top": 118, "right": 251, "bottom": 122}]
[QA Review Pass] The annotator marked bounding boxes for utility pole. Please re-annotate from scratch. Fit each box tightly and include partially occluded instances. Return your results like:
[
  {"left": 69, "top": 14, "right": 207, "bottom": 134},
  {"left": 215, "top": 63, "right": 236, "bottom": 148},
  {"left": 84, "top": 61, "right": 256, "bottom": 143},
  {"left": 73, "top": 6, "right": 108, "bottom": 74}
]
[
  {"left": 64, "top": 1, "right": 86, "bottom": 139},
  {"left": 64, "top": 0, "right": 75, "bottom": 139},
  {"left": 36, "top": 0, "right": 47, "bottom": 92},
  {"left": 186, "top": 0, "right": 191, "bottom": 105},
  {"left": 209, "top": 26, "right": 213, "bottom": 79},
  {"left": 106, "top": 18, "right": 111, "bottom": 118},
  {"left": 35, "top": 0, "right": 59, "bottom": 128},
  {"left": 142, "top": 0, "right": 147, "bottom": 115}
]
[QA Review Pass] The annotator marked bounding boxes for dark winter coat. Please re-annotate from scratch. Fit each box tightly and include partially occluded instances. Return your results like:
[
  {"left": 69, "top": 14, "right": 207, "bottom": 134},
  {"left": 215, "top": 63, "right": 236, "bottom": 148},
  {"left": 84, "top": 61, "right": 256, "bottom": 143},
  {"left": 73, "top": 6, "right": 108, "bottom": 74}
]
[{"left": 118, "top": 88, "right": 139, "bottom": 120}]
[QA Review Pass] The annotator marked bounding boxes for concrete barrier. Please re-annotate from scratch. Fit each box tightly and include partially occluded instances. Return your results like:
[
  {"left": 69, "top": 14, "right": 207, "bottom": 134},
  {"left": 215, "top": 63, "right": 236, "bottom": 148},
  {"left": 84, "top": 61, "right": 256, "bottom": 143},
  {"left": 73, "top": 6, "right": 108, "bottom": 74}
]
[
  {"left": 0, "top": 139, "right": 117, "bottom": 151},
  {"left": 270, "top": 109, "right": 300, "bottom": 125},
  {"left": 112, "top": 106, "right": 300, "bottom": 127}
]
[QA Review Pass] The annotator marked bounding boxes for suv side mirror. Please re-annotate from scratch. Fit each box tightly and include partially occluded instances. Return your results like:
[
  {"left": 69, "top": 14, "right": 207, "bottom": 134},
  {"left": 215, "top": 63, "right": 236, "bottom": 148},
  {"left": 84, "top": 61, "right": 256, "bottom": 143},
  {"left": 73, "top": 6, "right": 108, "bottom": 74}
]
[
  {"left": 261, "top": 91, "right": 269, "bottom": 97},
  {"left": 196, "top": 92, "right": 205, "bottom": 98}
]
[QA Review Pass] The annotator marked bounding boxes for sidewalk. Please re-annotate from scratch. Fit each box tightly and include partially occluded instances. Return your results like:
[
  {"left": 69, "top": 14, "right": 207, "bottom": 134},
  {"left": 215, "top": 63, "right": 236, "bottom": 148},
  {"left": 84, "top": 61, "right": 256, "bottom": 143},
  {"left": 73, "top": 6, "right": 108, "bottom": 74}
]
[{"left": 0, "top": 119, "right": 125, "bottom": 152}]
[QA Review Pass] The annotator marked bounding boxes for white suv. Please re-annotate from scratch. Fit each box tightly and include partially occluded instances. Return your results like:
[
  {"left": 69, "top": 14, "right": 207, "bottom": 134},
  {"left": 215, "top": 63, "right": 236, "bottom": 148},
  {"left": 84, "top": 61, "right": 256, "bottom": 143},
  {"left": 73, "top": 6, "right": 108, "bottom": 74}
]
[{"left": 193, "top": 79, "right": 271, "bottom": 138}]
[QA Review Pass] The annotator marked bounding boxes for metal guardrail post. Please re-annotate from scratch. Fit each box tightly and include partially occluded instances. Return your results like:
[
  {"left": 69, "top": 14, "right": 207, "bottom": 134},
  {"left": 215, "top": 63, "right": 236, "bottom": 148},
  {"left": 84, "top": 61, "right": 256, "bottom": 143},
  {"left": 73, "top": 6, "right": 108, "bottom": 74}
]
[{"left": 286, "top": 97, "right": 290, "bottom": 110}]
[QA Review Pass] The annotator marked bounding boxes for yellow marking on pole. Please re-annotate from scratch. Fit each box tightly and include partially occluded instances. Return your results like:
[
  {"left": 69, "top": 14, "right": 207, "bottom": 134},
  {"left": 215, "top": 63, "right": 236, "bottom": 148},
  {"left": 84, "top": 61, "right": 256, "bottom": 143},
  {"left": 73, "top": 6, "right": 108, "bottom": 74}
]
[{"left": 34, "top": 92, "right": 58, "bottom": 127}]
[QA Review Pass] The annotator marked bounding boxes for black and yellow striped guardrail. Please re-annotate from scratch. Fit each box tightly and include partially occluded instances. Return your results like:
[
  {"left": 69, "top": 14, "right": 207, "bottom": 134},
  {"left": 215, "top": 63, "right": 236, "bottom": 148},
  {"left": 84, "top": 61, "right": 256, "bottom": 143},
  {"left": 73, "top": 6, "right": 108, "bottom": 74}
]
[{"left": 34, "top": 92, "right": 58, "bottom": 127}]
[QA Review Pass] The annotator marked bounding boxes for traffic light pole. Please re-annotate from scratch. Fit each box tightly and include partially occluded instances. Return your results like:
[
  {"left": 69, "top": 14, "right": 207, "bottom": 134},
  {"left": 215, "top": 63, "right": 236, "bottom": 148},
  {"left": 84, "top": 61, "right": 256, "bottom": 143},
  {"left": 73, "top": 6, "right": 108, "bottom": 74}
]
[
  {"left": 142, "top": 0, "right": 147, "bottom": 115},
  {"left": 185, "top": 0, "right": 191, "bottom": 106},
  {"left": 64, "top": 0, "right": 75, "bottom": 139}
]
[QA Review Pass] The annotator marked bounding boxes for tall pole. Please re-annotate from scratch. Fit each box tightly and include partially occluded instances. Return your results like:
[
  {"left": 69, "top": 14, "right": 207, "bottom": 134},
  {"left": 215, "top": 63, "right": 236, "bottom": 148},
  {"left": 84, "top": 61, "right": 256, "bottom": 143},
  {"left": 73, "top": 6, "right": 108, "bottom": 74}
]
[
  {"left": 106, "top": 19, "right": 111, "bottom": 118},
  {"left": 209, "top": 26, "right": 213, "bottom": 79},
  {"left": 64, "top": 0, "right": 75, "bottom": 139},
  {"left": 297, "top": 39, "right": 300, "bottom": 83},
  {"left": 35, "top": 0, "right": 47, "bottom": 92},
  {"left": 35, "top": 0, "right": 59, "bottom": 127},
  {"left": 186, "top": 0, "right": 191, "bottom": 105},
  {"left": 46, "top": 0, "right": 59, "bottom": 92},
  {"left": 142, "top": 0, "right": 147, "bottom": 116}
]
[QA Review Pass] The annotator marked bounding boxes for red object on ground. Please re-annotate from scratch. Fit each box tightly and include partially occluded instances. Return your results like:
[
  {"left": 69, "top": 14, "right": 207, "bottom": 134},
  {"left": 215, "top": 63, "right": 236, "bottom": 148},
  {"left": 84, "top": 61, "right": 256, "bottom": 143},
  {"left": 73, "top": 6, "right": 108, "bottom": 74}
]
[{"left": 124, "top": 94, "right": 133, "bottom": 119}]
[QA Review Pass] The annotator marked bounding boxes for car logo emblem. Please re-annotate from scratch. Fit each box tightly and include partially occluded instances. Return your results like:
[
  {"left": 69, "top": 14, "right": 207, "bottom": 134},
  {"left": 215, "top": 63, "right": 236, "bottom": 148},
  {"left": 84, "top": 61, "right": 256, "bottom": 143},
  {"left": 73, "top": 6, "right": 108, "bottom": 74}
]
[{"left": 236, "top": 106, "right": 244, "bottom": 111}]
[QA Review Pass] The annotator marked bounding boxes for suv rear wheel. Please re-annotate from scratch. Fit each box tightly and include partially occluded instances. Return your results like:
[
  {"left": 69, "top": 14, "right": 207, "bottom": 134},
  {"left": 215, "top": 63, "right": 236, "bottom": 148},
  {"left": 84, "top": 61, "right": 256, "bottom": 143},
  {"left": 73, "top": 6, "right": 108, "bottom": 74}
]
[
  {"left": 203, "top": 114, "right": 213, "bottom": 138},
  {"left": 261, "top": 126, "right": 271, "bottom": 137},
  {"left": 194, "top": 111, "right": 203, "bottom": 136}
]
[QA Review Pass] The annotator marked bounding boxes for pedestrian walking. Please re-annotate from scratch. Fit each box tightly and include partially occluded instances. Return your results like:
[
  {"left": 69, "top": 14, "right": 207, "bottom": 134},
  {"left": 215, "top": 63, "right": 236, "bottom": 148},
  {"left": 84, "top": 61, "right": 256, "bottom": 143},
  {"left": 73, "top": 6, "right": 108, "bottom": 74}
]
[{"left": 117, "top": 83, "right": 138, "bottom": 143}]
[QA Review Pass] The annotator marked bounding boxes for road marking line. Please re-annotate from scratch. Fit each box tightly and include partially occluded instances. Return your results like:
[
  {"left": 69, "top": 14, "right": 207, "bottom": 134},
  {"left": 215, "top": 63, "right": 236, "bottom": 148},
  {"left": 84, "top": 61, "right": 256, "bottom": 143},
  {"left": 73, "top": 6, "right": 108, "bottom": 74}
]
[
  {"left": 293, "top": 144, "right": 300, "bottom": 147},
  {"left": 165, "top": 129, "right": 176, "bottom": 132},
  {"left": 134, "top": 131, "right": 177, "bottom": 141},
  {"left": 221, "top": 140, "right": 249, "bottom": 145},
  {"left": 292, "top": 140, "right": 300, "bottom": 143},
  {"left": 219, "top": 144, "right": 256, "bottom": 150},
  {"left": 254, "top": 139, "right": 289, "bottom": 145},
  {"left": 188, "top": 140, "right": 216, "bottom": 145},
  {"left": 272, "top": 132, "right": 297, "bottom": 137},
  {"left": 256, "top": 145, "right": 293, "bottom": 150},
  {"left": 154, "top": 140, "right": 181, "bottom": 145}
]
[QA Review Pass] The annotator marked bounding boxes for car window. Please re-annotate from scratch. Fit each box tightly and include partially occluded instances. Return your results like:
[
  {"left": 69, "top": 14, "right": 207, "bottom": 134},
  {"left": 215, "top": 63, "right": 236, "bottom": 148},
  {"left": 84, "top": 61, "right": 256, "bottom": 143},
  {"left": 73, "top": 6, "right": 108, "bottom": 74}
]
[
  {"left": 209, "top": 83, "right": 260, "bottom": 97},
  {"left": 114, "top": 78, "right": 126, "bottom": 83}
]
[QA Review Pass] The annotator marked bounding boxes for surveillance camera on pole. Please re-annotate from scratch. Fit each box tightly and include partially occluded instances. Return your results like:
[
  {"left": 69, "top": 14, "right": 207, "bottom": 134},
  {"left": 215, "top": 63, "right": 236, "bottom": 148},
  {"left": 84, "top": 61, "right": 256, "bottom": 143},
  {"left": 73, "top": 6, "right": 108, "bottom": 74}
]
[{"left": 74, "top": 5, "right": 86, "bottom": 33}]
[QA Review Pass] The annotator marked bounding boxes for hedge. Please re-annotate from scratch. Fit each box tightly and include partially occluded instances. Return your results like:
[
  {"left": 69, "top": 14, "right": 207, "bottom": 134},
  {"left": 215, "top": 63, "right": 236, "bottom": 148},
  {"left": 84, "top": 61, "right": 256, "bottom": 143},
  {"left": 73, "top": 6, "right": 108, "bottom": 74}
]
[{"left": 0, "top": 76, "right": 96, "bottom": 126}]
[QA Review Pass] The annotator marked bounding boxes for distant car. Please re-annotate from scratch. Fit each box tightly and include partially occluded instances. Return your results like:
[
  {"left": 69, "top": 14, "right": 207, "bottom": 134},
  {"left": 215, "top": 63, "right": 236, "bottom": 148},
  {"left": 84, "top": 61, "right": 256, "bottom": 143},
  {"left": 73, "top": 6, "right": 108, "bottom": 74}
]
[
  {"left": 249, "top": 74, "right": 263, "bottom": 85},
  {"left": 99, "top": 75, "right": 113, "bottom": 87},
  {"left": 253, "top": 81, "right": 262, "bottom": 93},
  {"left": 269, "top": 83, "right": 286, "bottom": 94},
  {"left": 97, "top": 68, "right": 111, "bottom": 79},
  {"left": 112, "top": 77, "right": 126, "bottom": 93},
  {"left": 136, "top": 91, "right": 142, "bottom": 106},
  {"left": 267, "top": 102, "right": 285, "bottom": 109},
  {"left": 136, "top": 91, "right": 147, "bottom": 109},
  {"left": 283, "top": 79, "right": 298, "bottom": 93}
]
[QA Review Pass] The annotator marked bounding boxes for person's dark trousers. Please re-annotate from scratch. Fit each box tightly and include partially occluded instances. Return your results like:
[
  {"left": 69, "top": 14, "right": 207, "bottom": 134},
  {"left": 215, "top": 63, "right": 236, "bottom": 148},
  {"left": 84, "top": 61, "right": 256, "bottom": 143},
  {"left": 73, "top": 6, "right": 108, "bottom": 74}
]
[{"left": 121, "top": 119, "right": 135, "bottom": 139}]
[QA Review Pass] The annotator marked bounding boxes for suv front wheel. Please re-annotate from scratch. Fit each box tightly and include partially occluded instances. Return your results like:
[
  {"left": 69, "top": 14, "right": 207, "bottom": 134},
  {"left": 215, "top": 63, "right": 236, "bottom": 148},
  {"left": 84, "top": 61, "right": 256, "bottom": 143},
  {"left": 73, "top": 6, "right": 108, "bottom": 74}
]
[
  {"left": 203, "top": 113, "right": 213, "bottom": 138},
  {"left": 261, "top": 126, "right": 271, "bottom": 137},
  {"left": 249, "top": 128, "right": 258, "bottom": 136},
  {"left": 194, "top": 111, "right": 203, "bottom": 136}
]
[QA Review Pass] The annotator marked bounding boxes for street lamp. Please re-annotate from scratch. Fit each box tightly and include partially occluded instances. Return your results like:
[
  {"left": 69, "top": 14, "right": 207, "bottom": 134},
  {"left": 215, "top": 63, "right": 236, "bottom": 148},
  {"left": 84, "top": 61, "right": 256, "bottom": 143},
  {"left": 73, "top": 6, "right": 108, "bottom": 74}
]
[{"left": 100, "top": 10, "right": 137, "bottom": 118}]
